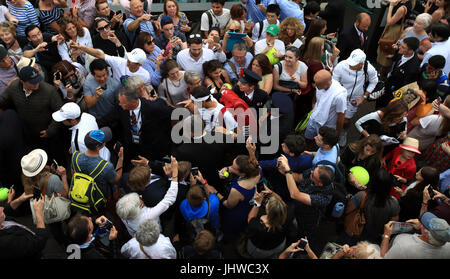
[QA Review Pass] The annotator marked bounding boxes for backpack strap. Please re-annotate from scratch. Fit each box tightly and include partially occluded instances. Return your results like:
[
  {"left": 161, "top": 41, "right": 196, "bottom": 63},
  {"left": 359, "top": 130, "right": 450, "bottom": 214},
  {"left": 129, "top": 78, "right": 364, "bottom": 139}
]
[
  {"left": 89, "top": 160, "right": 109, "bottom": 180},
  {"left": 164, "top": 78, "right": 175, "bottom": 105},
  {"left": 41, "top": 173, "right": 51, "bottom": 198},
  {"left": 72, "top": 151, "right": 83, "bottom": 173},
  {"left": 276, "top": 61, "right": 283, "bottom": 75},
  {"left": 227, "top": 60, "right": 239, "bottom": 79},
  {"left": 207, "top": 10, "right": 213, "bottom": 31},
  {"left": 257, "top": 21, "right": 263, "bottom": 41},
  {"left": 139, "top": 243, "right": 152, "bottom": 259}
]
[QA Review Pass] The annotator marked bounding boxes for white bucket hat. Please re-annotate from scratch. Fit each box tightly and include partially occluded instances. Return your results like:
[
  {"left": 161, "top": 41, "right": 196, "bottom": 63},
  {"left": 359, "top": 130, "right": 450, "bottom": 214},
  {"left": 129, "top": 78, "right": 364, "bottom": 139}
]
[{"left": 21, "top": 149, "right": 48, "bottom": 177}]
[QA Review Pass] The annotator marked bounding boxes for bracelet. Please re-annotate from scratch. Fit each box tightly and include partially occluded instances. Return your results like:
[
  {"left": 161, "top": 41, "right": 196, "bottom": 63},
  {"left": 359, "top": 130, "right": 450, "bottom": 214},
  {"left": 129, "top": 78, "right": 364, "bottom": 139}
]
[
  {"left": 285, "top": 170, "right": 293, "bottom": 174},
  {"left": 422, "top": 202, "right": 428, "bottom": 207},
  {"left": 382, "top": 234, "right": 390, "bottom": 239},
  {"left": 202, "top": 179, "right": 208, "bottom": 185},
  {"left": 172, "top": 176, "right": 178, "bottom": 179}
]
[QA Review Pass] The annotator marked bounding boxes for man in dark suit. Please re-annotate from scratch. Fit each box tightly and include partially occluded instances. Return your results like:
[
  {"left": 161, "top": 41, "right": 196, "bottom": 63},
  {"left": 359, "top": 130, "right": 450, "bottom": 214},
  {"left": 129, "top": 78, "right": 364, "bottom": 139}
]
[
  {"left": 175, "top": 114, "right": 231, "bottom": 193},
  {"left": 234, "top": 68, "right": 269, "bottom": 110},
  {"left": 336, "top": 13, "right": 371, "bottom": 61},
  {"left": 376, "top": 37, "right": 421, "bottom": 109},
  {"left": 98, "top": 87, "right": 174, "bottom": 171}
]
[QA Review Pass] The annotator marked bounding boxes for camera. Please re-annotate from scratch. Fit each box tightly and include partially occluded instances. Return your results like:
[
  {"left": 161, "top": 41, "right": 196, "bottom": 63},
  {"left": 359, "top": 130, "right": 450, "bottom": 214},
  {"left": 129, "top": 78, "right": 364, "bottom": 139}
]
[{"left": 191, "top": 167, "right": 199, "bottom": 176}]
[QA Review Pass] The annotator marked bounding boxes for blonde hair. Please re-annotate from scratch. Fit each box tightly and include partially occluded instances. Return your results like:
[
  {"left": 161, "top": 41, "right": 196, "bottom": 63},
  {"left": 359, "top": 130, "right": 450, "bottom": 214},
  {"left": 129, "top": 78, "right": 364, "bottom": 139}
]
[
  {"left": 22, "top": 166, "right": 51, "bottom": 195},
  {"left": 354, "top": 241, "right": 382, "bottom": 259},
  {"left": 266, "top": 196, "right": 287, "bottom": 232},
  {"left": 303, "top": 36, "right": 324, "bottom": 64},
  {"left": 127, "top": 165, "right": 151, "bottom": 191},
  {"left": 0, "top": 21, "right": 17, "bottom": 38},
  {"left": 226, "top": 20, "right": 242, "bottom": 31}
]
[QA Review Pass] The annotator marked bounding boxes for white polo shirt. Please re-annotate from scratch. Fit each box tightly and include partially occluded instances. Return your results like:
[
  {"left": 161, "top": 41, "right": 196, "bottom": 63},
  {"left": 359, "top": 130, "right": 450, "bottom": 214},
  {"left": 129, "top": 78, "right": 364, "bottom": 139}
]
[
  {"left": 105, "top": 54, "right": 151, "bottom": 86},
  {"left": 254, "top": 39, "right": 286, "bottom": 56},
  {"left": 70, "top": 112, "right": 111, "bottom": 161},
  {"left": 176, "top": 48, "right": 226, "bottom": 78}
]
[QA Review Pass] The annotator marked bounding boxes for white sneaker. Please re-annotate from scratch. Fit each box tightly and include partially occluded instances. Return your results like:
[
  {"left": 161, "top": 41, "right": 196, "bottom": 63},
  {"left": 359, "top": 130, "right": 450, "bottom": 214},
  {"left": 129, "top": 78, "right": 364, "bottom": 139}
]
[{"left": 339, "top": 130, "right": 347, "bottom": 147}]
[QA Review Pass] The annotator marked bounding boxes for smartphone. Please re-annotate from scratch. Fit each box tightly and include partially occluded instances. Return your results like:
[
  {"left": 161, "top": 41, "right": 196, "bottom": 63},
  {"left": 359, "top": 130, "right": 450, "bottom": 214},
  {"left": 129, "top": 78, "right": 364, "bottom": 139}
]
[
  {"left": 55, "top": 71, "right": 62, "bottom": 81},
  {"left": 256, "top": 181, "right": 265, "bottom": 192},
  {"left": 191, "top": 167, "right": 199, "bottom": 176},
  {"left": 10, "top": 184, "right": 14, "bottom": 190},
  {"left": 101, "top": 84, "right": 107, "bottom": 90},
  {"left": 33, "top": 186, "right": 42, "bottom": 200},
  {"left": 53, "top": 159, "right": 59, "bottom": 168},
  {"left": 162, "top": 155, "right": 171, "bottom": 164},
  {"left": 46, "top": 41, "right": 58, "bottom": 49},
  {"left": 150, "top": 89, "right": 157, "bottom": 97},
  {"left": 151, "top": 14, "right": 159, "bottom": 21},
  {"left": 392, "top": 221, "right": 415, "bottom": 234},
  {"left": 298, "top": 238, "right": 308, "bottom": 249},
  {"left": 114, "top": 141, "right": 122, "bottom": 153},
  {"left": 162, "top": 42, "right": 171, "bottom": 57},
  {"left": 213, "top": 35, "right": 220, "bottom": 43},
  {"left": 115, "top": 10, "right": 122, "bottom": 15},
  {"left": 428, "top": 185, "right": 435, "bottom": 199},
  {"left": 103, "top": 219, "right": 113, "bottom": 230}
]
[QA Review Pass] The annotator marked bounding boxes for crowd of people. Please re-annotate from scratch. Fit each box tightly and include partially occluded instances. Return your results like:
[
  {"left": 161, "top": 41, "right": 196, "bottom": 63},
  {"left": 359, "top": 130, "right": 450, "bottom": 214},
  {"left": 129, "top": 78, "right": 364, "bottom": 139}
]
[{"left": 0, "top": 0, "right": 449, "bottom": 260}]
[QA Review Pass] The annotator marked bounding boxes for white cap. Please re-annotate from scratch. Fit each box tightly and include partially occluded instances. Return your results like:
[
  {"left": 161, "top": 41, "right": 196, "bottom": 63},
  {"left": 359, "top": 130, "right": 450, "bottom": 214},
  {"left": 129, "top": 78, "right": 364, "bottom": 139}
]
[
  {"left": 347, "top": 49, "right": 366, "bottom": 67},
  {"left": 17, "top": 57, "right": 36, "bottom": 71},
  {"left": 127, "top": 48, "right": 147, "bottom": 64},
  {"left": 52, "top": 102, "right": 81, "bottom": 122}
]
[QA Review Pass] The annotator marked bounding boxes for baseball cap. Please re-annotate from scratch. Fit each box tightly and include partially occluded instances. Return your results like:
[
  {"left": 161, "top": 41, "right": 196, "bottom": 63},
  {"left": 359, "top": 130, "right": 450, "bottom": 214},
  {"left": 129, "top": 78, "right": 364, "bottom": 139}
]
[
  {"left": 127, "top": 48, "right": 147, "bottom": 64},
  {"left": 52, "top": 102, "right": 81, "bottom": 122},
  {"left": 0, "top": 45, "right": 7, "bottom": 61},
  {"left": 266, "top": 24, "right": 280, "bottom": 36},
  {"left": 160, "top": 15, "right": 173, "bottom": 28},
  {"left": 84, "top": 128, "right": 112, "bottom": 150},
  {"left": 19, "top": 66, "right": 43, "bottom": 84},
  {"left": 420, "top": 212, "right": 450, "bottom": 243},
  {"left": 347, "top": 49, "right": 366, "bottom": 67}
]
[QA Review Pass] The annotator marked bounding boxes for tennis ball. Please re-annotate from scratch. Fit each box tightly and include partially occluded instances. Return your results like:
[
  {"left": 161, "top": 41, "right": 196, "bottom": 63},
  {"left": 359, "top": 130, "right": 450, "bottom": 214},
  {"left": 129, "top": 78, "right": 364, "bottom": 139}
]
[
  {"left": 223, "top": 171, "right": 229, "bottom": 178},
  {"left": 349, "top": 166, "right": 370, "bottom": 186},
  {"left": 224, "top": 83, "right": 232, "bottom": 89},
  {"left": 0, "top": 188, "right": 9, "bottom": 201}
]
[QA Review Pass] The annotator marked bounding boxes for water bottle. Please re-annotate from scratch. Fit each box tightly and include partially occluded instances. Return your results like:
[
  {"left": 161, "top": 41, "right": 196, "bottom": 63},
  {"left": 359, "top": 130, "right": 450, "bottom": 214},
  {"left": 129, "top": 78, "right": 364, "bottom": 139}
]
[{"left": 331, "top": 202, "right": 345, "bottom": 218}]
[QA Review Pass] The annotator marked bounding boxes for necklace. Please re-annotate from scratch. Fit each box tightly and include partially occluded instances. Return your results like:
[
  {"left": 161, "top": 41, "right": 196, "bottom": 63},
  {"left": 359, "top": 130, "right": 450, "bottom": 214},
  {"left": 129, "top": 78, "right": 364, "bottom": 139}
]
[{"left": 169, "top": 73, "right": 182, "bottom": 87}]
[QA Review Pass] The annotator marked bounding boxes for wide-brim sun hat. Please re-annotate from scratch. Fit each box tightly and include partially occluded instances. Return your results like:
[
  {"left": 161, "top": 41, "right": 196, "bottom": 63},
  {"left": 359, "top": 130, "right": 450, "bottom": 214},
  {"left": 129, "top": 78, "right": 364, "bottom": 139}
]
[
  {"left": 399, "top": 137, "right": 421, "bottom": 154},
  {"left": 21, "top": 149, "right": 48, "bottom": 177}
]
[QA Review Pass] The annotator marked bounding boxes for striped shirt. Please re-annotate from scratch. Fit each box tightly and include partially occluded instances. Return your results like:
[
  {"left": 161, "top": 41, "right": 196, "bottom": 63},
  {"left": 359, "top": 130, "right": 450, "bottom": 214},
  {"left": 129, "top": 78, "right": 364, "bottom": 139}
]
[
  {"left": 6, "top": 1, "right": 40, "bottom": 37},
  {"left": 38, "top": 4, "right": 62, "bottom": 35}
]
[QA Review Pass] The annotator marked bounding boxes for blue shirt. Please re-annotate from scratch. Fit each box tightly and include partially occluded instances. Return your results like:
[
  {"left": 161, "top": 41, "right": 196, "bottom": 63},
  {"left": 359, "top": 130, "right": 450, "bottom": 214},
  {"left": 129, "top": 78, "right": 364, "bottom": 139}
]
[
  {"left": 312, "top": 146, "right": 338, "bottom": 172},
  {"left": 246, "top": 0, "right": 271, "bottom": 23},
  {"left": 269, "top": 0, "right": 305, "bottom": 28},
  {"left": 142, "top": 46, "right": 163, "bottom": 87},
  {"left": 223, "top": 52, "right": 254, "bottom": 82},
  {"left": 179, "top": 193, "right": 220, "bottom": 229},
  {"left": 83, "top": 73, "right": 121, "bottom": 119},
  {"left": 440, "top": 168, "right": 450, "bottom": 194},
  {"left": 124, "top": 14, "right": 156, "bottom": 47},
  {"left": 259, "top": 153, "right": 313, "bottom": 173}
]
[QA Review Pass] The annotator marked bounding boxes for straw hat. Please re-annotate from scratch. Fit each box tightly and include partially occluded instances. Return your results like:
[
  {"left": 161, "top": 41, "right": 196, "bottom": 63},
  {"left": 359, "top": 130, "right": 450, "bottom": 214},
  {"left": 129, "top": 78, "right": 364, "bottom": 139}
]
[
  {"left": 399, "top": 137, "right": 421, "bottom": 154},
  {"left": 21, "top": 149, "right": 48, "bottom": 177}
]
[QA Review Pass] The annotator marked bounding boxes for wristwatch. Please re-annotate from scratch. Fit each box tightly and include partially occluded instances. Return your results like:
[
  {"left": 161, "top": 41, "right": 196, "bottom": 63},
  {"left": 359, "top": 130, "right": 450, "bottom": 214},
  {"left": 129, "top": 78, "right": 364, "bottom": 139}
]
[
  {"left": 285, "top": 170, "right": 294, "bottom": 174},
  {"left": 254, "top": 202, "right": 261, "bottom": 207}
]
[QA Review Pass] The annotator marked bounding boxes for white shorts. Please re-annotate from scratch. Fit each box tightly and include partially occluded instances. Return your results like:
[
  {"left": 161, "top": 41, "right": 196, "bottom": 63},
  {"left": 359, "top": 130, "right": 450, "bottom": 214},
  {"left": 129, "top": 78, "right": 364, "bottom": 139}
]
[{"left": 344, "top": 101, "right": 359, "bottom": 119}]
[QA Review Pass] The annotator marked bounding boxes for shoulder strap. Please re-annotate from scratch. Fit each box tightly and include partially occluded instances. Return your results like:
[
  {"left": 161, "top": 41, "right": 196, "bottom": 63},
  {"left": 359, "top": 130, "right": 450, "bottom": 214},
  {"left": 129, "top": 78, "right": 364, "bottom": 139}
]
[
  {"left": 258, "top": 21, "right": 263, "bottom": 40},
  {"left": 359, "top": 191, "right": 367, "bottom": 209},
  {"left": 72, "top": 151, "right": 83, "bottom": 173},
  {"left": 74, "top": 129, "right": 80, "bottom": 152},
  {"left": 139, "top": 243, "right": 152, "bottom": 259},
  {"left": 41, "top": 173, "right": 51, "bottom": 197},
  {"left": 207, "top": 10, "right": 213, "bottom": 30},
  {"left": 276, "top": 61, "right": 283, "bottom": 74},
  {"left": 227, "top": 60, "right": 238, "bottom": 78},
  {"left": 89, "top": 160, "right": 109, "bottom": 180},
  {"left": 164, "top": 78, "right": 175, "bottom": 105}
]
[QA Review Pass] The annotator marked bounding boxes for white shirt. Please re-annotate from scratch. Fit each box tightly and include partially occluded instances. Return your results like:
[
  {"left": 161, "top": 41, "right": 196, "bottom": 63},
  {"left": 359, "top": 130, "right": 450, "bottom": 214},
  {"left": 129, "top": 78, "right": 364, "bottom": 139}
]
[
  {"left": 176, "top": 48, "right": 226, "bottom": 78},
  {"left": 407, "top": 114, "right": 444, "bottom": 151},
  {"left": 198, "top": 102, "right": 238, "bottom": 132},
  {"left": 245, "top": 91, "right": 254, "bottom": 100},
  {"left": 332, "top": 59, "right": 378, "bottom": 100},
  {"left": 120, "top": 181, "right": 178, "bottom": 237},
  {"left": 130, "top": 99, "right": 142, "bottom": 132},
  {"left": 200, "top": 8, "right": 231, "bottom": 32},
  {"left": 251, "top": 19, "right": 280, "bottom": 42},
  {"left": 104, "top": 54, "right": 151, "bottom": 85},
  {"left": 120, "top": 234, "right": 176, "bottom": 259},
  {"left": 254, "top": 39, "right": 286, "bottom": 56},
  {"left": 57, "top": 27, "right": 93, "bottom": 68},
  {"left": 421, "top": 40, "right": 450, "bottom": 75},
  {"left": 384, "top": 233, "right": 450, "bottom": 259},
  {"left": 69, "top": 113, "right": 110, "bottom": 161},
  {"left": 310, "top": 79, "right": 347, "bottom": 127}
]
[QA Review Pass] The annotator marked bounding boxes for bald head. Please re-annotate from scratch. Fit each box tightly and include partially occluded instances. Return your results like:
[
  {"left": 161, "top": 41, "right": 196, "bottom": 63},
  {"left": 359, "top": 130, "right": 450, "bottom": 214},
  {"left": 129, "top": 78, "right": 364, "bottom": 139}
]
[
  {"left": 130, "top": 0, "right": 144, "bottom": 17},
  {"left": 356, "top": 13, "right": 371, "bottom": 32},
  {"left": 314, "top": 70, "right": 332, "bottom": 90}
]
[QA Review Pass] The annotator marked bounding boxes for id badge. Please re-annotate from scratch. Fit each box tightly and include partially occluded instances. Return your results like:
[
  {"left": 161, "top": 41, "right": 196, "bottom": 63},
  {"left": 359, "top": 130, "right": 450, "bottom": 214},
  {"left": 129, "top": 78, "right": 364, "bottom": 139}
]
[{"left": 132, "top": 131, "right": 140, "bottom": 144}]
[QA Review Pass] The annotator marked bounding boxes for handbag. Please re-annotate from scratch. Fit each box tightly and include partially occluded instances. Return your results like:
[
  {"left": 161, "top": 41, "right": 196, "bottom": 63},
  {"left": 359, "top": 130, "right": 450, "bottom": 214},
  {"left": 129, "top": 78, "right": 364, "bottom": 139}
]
[
  {"left": 30, "top": 174, "right": 71, "bottom": 225},
  {"left": 343, "top": 191, "right": 367, "bottom": 237},
  {"left": 378, "top": 38, "right": 396, "bottom": 54}
]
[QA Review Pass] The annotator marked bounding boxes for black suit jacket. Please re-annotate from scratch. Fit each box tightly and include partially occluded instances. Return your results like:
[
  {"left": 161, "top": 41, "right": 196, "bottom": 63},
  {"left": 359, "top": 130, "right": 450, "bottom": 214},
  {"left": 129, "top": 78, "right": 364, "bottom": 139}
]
[
  {"left": 234, "top": 87, "right": 269, "bottom": 111},
  {"left": 387, "top": 53, "right": 421, "bottom": 91},
  {"left": 98, "top": 97, "right": 174, "bottom": 166},
  {"left": 336, "top": 25, "right": 369, "bottom": 61}
]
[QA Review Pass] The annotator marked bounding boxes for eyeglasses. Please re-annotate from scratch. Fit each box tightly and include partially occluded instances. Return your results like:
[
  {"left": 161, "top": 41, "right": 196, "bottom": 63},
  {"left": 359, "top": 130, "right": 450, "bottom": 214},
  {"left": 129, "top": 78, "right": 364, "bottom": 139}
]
[
  {"left": 146, "top": 39, "right": 154, "bottom": 45},
  {"left": 189, "top": 34, "right": 201, "bottom": 38},
  {"left": 97, "top": 24, "right": 110, "bottom": 32}
]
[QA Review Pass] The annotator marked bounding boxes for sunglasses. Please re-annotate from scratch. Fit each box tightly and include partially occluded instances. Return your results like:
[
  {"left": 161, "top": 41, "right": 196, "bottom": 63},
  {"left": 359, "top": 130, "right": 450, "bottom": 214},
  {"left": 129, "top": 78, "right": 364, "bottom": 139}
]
[
  {"left": 229, "top": 29, "right": 240, "bottom": 32},
  {"left": 97, "top": 24, "right": 110, "bottom": 32},
  {"left": 189, "top": 34, "right": 201, "bottom": 38},
  {"left": 146, "top": 39, "right": 154, "bottom": 45}
]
